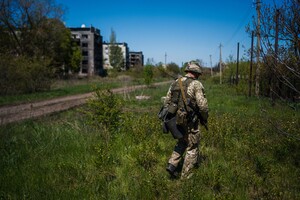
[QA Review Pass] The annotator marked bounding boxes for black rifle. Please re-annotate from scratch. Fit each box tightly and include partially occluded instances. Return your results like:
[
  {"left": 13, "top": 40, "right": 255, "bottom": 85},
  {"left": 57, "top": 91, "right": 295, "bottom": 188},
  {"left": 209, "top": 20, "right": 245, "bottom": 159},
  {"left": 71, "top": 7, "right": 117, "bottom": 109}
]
[{"left": 191, "top": 110, "right": 208, "bottom": 131}]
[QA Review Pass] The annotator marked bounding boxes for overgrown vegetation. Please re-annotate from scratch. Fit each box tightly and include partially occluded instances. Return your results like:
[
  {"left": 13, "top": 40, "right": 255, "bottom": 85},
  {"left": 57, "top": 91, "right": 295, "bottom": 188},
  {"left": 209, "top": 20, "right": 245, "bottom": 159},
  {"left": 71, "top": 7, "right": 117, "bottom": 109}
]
[
  {"left": 143, "top": 65, "right": 154, "bottom": 86},
  {"left": 248, "top": 0, "right": 300, "bottom": 100},
  {"left": 0, "top": 0, "right": 81, "bottom": 95},
  {"left": 0, "top": 77, "right": 127, "bottom": 106},
  {"left": 108, "top": 29, "right": 125, "bottom": 72},
  {"left": 0, "top": 80, "right": 299, "bottom": 199}
]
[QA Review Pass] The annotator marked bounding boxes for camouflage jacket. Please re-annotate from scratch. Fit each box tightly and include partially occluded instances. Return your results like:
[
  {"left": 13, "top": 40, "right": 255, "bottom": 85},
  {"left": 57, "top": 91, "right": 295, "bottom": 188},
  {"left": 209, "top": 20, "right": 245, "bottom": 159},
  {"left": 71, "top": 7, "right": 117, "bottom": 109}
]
[{"left": 164, "top": 74, "right": 208, "bottom": 121}]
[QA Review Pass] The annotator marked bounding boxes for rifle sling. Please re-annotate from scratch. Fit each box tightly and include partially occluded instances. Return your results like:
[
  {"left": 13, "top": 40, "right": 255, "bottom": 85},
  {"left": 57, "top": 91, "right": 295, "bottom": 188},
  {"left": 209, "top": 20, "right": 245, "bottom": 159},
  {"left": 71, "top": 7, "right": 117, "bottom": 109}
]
[{"left": 178, "top": 77, "right": 188, "bottom": 110}]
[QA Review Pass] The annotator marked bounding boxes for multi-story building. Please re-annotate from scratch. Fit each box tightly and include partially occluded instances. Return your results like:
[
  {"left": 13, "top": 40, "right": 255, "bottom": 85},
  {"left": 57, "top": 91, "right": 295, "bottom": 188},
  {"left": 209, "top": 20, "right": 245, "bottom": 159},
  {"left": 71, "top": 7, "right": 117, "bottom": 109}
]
[
  {"left": 70, "top": 25, "right": 103, "bottom": 76},
  {"left": 103, "top": 42, "right": 129, "bottom": 70},
  {"left": 129, "top": 51, "right": 144, "bottom": 68}
]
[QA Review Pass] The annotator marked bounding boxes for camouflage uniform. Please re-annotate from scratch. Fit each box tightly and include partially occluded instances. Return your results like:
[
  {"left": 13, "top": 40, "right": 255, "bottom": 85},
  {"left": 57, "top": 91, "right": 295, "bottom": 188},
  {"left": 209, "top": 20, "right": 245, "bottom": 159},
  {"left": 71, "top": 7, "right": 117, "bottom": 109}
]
[{"left": 164, "top": 63, "right": 208, "bottom": 179}]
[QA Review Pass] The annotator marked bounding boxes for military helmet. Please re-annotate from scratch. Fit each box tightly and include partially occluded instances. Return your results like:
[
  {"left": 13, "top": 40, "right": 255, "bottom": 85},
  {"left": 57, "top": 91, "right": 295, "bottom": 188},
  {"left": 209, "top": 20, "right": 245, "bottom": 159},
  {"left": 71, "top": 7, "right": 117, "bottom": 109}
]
[{"left": 184, "top": 62, "right": 202, "bottom": 74}]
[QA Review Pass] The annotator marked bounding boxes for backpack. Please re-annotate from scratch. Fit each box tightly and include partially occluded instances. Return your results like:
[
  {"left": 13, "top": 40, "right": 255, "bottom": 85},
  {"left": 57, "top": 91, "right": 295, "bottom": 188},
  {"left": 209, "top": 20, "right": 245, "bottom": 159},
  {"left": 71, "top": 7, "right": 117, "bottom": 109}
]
[{"left": 170, "top": 77, "right": 195, "bottom": 126}]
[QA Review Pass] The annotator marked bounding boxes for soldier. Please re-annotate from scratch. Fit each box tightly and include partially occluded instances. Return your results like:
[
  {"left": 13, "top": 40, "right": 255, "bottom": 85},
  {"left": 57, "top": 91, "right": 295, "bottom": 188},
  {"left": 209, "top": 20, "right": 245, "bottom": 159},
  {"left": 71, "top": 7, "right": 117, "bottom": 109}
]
[{"left": 163, "top": 61, "right": 208, "bottom": 179}]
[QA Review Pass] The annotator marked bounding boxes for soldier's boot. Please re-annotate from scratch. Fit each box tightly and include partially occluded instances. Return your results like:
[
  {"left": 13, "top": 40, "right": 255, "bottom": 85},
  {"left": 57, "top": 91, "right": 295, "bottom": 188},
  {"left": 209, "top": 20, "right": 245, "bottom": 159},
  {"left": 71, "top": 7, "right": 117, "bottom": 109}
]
[{"left": 166, "top": 163, "right": 178, "bottom": 179}]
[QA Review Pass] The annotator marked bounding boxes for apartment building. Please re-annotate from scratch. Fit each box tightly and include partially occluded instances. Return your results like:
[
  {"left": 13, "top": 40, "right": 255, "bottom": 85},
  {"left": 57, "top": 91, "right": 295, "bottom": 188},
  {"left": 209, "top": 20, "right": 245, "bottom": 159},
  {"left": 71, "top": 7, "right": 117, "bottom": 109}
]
[
  {"left": 129, "top": 51, "right": 144, "bottom": 68},
  {"left": 103, "top": 42, "right": 129, "bottom": 70},
  {"left": 70, "top": 25, "right": 103, "bottom": 76}
]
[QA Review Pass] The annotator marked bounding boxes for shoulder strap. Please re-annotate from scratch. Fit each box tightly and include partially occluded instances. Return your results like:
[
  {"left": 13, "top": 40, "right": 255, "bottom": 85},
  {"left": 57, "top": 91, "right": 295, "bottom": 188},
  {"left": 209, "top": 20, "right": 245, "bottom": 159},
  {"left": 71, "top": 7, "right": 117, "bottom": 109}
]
[{"left": 178, "top": 77, "right": 188, "bottom": 108}]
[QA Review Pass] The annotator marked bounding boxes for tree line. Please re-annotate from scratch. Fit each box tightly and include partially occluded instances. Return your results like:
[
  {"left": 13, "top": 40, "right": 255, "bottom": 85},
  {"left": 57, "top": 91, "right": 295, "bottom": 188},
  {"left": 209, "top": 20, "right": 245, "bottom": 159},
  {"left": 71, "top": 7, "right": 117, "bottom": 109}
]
[
  {"left": 251, "top": 0, "right": 299, "bottom": 101},
  {"left": 221, "top": 0, "right": 299, "bottom": 102},
  {"left": 0, "top": 0, "right": 81, "bottom": 95}
]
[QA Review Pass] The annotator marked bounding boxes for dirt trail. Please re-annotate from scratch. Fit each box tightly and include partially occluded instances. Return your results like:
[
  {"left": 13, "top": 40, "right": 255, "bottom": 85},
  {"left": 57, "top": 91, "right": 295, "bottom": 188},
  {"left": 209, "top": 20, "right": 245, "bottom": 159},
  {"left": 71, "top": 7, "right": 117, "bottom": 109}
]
[{"left": 0, "top": 81, "right": 171, "bottom": 125}]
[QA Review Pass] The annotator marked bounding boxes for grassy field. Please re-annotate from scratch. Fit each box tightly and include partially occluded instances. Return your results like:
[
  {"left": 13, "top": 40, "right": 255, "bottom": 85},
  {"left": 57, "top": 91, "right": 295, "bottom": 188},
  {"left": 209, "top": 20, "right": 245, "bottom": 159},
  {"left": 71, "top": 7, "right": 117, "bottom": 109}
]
[
  {"left": 0, "top": 75, "right": 147, "bottom": 106},
  {"left": 0, "top": 80, "right": 299, "bottom": 199}
]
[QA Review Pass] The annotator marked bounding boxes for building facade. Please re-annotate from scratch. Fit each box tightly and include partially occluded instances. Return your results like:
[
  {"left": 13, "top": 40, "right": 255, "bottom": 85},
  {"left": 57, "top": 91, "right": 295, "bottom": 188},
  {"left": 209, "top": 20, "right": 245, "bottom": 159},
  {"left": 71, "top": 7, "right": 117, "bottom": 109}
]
[
  {"left": 129, "top": 51, "right": 144, "bottom": 68},
  {"left": 70, "top": 25, "right": 103, "bottom": 76},
  {"left": 103, "top": 42, "right": 129, "bottom": 70}
]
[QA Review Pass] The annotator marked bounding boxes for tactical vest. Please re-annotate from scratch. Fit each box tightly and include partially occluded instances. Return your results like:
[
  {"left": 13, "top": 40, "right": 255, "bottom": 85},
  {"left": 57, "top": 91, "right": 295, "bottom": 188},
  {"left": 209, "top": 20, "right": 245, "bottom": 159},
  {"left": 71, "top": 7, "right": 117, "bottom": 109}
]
[{"left": 170, "top": 77, "right": 196, "bottom": 114}]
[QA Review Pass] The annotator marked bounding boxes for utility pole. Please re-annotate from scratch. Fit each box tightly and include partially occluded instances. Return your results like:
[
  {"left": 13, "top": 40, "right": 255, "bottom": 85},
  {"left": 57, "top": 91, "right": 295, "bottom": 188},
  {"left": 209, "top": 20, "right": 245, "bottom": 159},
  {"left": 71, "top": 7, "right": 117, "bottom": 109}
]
[
  {"left": 249, "top": 31, "right": 254, "bottom": 97},
  {"left": 219, "top": 43, "right": 223, "bottom": 84},
  {"left": 255, "top": 0, "right": 261, "bottom": 96},
  {"left": 236, "top": 42, "right": 240, "bottom": 85},
  {"left": 164, "top": 52, "right": 167, "bottom": 68},
  {"left": 210, "top": 54, "right": 213, "bottom": 76}
]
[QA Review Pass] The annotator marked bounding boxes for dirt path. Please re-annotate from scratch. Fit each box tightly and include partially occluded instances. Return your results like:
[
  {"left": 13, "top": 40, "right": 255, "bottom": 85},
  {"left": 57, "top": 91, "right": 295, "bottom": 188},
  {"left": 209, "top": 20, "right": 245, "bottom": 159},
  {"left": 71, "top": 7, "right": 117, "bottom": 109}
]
[{"left": 0, "top": 81, "right": 171, "bottom": 125}]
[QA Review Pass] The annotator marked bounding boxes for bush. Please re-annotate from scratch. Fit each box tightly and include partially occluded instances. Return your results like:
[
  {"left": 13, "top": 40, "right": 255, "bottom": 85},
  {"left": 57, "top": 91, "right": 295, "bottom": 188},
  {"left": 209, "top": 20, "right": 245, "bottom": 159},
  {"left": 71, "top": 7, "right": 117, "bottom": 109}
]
[
  {"left": 84, "top": 89, "right": 123, "bottom": 133},
  {"left": 0, "top": 55, "right": 53, "bottom": 95},
  {"left": 143, "top": 65, "right": 154, "bottom": 86}
]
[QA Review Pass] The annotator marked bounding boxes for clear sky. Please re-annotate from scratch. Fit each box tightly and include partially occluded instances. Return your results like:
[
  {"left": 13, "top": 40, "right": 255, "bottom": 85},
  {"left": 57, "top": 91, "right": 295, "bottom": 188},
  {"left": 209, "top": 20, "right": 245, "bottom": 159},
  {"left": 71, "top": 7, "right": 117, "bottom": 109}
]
[{"left": 57, "top": 0, "right": 282, "bottom": 67}]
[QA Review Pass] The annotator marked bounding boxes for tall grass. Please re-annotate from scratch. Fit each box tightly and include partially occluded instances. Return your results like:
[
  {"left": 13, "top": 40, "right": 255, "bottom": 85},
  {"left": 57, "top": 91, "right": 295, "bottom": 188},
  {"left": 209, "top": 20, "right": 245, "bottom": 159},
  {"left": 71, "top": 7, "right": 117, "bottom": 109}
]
[
  {"left": 0, "top": 81, "right": 299, "bottom": 199},
  {"left": 0, "top": 76, "right": 147, "bottom": 106}
]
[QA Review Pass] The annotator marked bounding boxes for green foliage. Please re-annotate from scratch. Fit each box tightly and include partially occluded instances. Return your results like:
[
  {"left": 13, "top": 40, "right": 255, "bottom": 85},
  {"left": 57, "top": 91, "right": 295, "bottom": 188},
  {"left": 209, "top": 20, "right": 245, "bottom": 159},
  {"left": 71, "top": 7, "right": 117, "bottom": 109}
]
[
  {"left": 223, "top": 61, "right": 250, "bottom": 85},
  {"left": 0, "top": 1, "right": 78, "bottom": 92},
  {"left": 109, "top": 45, "right": 124, "bottom": 71},
  {"left": 109, "top": 29, "right": 124, "bottom": 71},
  {"left": 166, "top": 62, "right": 180, "bottom": 75},
  {"left": 69, "top": 44, "right": 82, "bottom": 73},
  {"left": 84, "top": 89, "right": 124, "bottom": 133},
  {"left": 153, "top": 65, "right": 168, "bottom": 78},
  {"left": 143, "top": 65, "right": 154, "bottom": 86},
  {"left": 0, "top": 55, "right": 53, "bottom": 95},
  {"left": 0, "top": 81, "right": 299, "bottom": 199}
]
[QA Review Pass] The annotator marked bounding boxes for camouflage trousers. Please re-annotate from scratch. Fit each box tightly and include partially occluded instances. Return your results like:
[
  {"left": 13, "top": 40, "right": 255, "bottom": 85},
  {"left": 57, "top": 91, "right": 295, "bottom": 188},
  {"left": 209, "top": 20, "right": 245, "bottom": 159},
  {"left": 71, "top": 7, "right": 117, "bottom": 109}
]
[{"left": 168, "top": 123, "right": 200, "bottom": 179}]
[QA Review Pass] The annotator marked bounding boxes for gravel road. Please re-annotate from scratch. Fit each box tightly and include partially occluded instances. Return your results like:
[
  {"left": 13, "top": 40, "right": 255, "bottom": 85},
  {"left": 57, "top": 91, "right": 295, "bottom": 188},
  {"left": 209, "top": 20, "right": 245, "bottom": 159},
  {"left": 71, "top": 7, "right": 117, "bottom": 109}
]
[{"left": 0, "top": 81, "right": 171, "bottom": 125}]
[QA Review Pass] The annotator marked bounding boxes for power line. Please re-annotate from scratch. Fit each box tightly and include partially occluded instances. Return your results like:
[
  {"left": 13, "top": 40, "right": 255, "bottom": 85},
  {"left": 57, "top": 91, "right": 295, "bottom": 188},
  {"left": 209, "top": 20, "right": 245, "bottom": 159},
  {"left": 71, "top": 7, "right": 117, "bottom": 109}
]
[{"left": 224, "top": 5, "right": 254, "bottom": 47}]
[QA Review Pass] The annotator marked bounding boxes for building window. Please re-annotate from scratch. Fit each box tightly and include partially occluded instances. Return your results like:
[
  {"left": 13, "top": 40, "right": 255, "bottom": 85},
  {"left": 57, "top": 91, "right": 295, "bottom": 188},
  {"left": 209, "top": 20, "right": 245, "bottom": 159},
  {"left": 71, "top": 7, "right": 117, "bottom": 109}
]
[
  {"left": 82, "top": 60, "right": 88, "bottom": 65},
  {"left": 82, "top": 43, "right": 88, "bottom": 47},
  {"left": 82, "top": 51, "right": 88, "bottom": 56},
  {"left": 72, "top": 34, "right": 80, "bottom": 39},
  {"left": 82, "top": 67, "right": 88, "bottom": 73},
  {"left": 82, "top": 34, "right": 88, "bottom": 39}
]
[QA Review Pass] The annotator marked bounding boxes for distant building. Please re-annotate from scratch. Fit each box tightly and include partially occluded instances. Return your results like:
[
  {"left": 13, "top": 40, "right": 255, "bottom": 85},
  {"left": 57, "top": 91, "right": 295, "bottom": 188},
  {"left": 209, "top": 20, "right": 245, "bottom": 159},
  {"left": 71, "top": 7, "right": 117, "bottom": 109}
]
[
  {"left": 69, "top": 25, "right": 103, "bottom": 76},
  {"left": 103, "top": 42, "right": 129, "bottom": 70},
  {"left": 129, "top": 51, "right": 144, "bottom": 68}
]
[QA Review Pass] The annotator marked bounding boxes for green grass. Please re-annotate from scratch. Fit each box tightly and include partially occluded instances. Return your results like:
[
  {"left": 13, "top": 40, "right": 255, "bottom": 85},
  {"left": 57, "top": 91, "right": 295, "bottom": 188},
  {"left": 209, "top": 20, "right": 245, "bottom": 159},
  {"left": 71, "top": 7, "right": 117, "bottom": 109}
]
[
  {"left": 0, "top": 80, "right": 299, "bottom": 199},
  {"left": 0, "top": 76, "right": 150, "bottom": 106}
]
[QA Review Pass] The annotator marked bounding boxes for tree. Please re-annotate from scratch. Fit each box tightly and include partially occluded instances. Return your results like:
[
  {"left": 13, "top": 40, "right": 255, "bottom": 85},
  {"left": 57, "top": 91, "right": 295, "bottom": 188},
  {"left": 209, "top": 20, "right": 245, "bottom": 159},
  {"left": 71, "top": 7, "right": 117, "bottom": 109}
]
[
  {"left": 69, "top": 43, "right": 82, "bottom": 73},
  {"left": 0, "top": 0, "right": 65, "bottom": 57},
  {"left": 166, "top": 62, "right": 180, "bottom": 75},
  {"left": 109, "top": 28, "right": 124, "bottom": 71},
  {"left": 249, "top": 0, "right": 300, "bottom": 100},
  {"left": 143, "top": 65, "right": 154, "bottom": 86},
  {"left": 0, "top": 0, "right": 74, "bottom": 94}
]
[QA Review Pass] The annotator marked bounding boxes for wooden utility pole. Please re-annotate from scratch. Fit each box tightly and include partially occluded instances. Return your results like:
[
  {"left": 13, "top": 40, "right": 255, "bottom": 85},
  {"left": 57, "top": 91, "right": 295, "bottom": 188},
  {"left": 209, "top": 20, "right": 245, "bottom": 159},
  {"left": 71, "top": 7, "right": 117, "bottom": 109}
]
[
  {"left": 164, "top": 52, "right": 167, "bottom": 68},
  {"left": 255, "top": 0, "right": 261, "bottom": 96},
  {"left": 236, "top": 42, "right": 240, "bottom": 85},
  {"left": 249, "top": 31, "right": 254, "bottom": 97},
  {"left": 210, "top": 54, "right": 213, "bottom": 76},
  {"left": 219, "top": 43, "right": 223, "bottom": 84}
]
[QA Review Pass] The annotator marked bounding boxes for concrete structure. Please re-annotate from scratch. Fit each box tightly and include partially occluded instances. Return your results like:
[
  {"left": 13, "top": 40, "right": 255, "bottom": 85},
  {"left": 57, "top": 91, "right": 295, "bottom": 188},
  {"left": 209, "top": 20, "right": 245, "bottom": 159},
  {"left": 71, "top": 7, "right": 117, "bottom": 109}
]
[
  {"left": 129, "top": 51, "right": 144, "bottom": 68},
  {"left": 103, "top": 42, "right": 129, "bottom": 70},
  {"left": 70, "top": 25, "right": 103, "bottom": 76}
]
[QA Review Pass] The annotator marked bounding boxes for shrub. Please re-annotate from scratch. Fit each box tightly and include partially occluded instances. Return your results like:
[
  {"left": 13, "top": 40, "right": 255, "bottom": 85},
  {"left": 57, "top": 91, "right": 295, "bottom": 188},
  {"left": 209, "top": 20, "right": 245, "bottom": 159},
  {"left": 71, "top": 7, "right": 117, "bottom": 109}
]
[
  {"left": 84, "top": 89, "right": 124, "bottom": 133},
  {"left": 143, "top": 65, "right": 154, "bottom": 86},
  {"left": 0, "top": 55, "right": 53, "bottom": 95}
]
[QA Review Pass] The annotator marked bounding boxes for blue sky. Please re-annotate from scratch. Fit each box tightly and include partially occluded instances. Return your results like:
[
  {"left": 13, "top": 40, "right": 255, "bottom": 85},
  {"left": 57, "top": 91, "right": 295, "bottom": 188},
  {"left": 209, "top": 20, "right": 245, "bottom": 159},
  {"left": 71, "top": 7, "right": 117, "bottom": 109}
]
[{"left": 57, "top": 0, "right": 282, "bottom": 67}]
